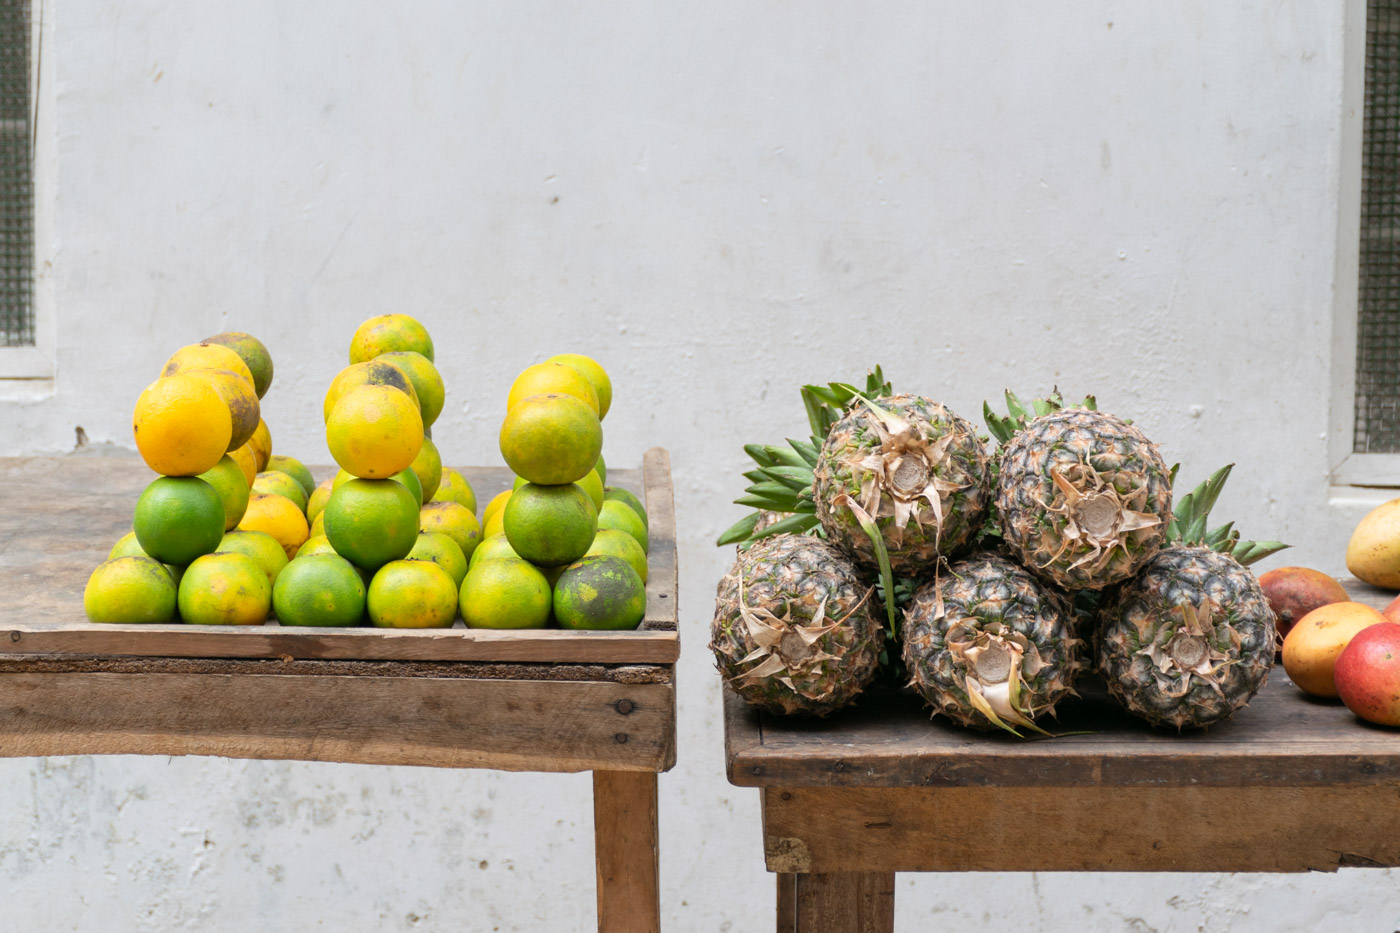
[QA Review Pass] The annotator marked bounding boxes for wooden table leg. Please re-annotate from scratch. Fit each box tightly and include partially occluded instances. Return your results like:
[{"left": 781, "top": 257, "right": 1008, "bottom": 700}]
[
  {"left": 593, "top": 770, "right": 661, "bottom": 933},
  {"left": 792, "top": 872, "right": 895, "bottom": 933},
  {"left": 777, "top": 873, "right": 796, "bottom": 932}
]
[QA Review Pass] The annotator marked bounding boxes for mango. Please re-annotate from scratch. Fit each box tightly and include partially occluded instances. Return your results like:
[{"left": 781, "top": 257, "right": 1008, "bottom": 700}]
[{"left": 1347, "top": 498, "right": 1400, "bottom": 589}]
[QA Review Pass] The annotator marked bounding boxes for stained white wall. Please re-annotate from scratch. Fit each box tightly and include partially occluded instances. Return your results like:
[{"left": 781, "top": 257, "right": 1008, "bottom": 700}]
[{"left": 3, "top": 1, "right": 1397, "bottom": 930}]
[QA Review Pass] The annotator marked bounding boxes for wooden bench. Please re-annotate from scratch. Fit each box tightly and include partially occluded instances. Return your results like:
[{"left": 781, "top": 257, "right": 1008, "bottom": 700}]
[{"left": 0, "top": 451, "right": 679, "bottom": 933}]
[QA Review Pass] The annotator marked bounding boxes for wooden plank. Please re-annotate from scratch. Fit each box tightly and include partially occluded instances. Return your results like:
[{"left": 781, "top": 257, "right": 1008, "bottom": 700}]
[
  {"left": 761, "top": 785, "right": 1400, "bottom": 873},
  {"left": 725, "top": 674, "right": 1400, "bottom": 789},
  {"left": 0, "top": 671, "right": 676, "bottom": 772},
  {"left": 0, "top": 455, "right": 679, "bottom": 663},
  {"left": 640, "top": 447, "right": 678, "bottom": 633},
  {"left": 593, "top": 770, "right": 661, "bottom": 933},
  {"left": 791, "top": 873, "right": 894, "bottom": 933},
  {"left": 1, "top": 624, "right": 680, "bottom": 663}
]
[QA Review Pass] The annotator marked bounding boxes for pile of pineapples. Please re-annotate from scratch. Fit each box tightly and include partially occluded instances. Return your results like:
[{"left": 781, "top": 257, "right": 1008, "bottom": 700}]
[{"left": 710, "top": 372, "right": 1286, "bottom": 734}]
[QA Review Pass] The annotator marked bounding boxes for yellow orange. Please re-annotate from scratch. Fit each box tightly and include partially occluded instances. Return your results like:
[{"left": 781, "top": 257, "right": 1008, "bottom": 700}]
[
  {"left": 498, "top": 393, "right": 601, "bottom": 485},
  {"left": 323, "top": 359, "right": 420, "bottom": 422},
  {"left": 326, "top": 384, "right": 424, "bottom": 479},
  {"left": 349, "top": 314, "right": 435, "bottom": 363},
  {"left": 367, "top": 559, "right": 458, "bottom": 628},
  {"left": 228, "top": 442, "right": 258, "bottom": 488},
  {"left": 507, "top": 361, "right": 598, "bottom": 415},
  {"left": 548, "top": 353, "right": 612, "bottom": 420},
  {"left": 433, "top": 467, "right": 477, "bottom": 514},
  {"left": 248, "top": 417, "right": 272, "bottom": 471},
  {"left": 162, "top": 342, "right": 255, "bottom": 388},
  {"left": 178, "top": 552, "right": 272, "bottom": 625},
  {"left": 84, "top": 556, "right": 178, "bottom": 624},
  {"left": 202, "top": 332, "right": 274, "bottom": 398},
  {"left": 378, "top": 351, "right": 445, "bottom": 428},
  {"left": 193, "top": 368, "right": 261, "bottom": 451},
  {"left": 237, "top": 492, "right": 309, "bottom": 561},
  {"left": 132, "top": 374, "right": 232, "bottom": 476}
]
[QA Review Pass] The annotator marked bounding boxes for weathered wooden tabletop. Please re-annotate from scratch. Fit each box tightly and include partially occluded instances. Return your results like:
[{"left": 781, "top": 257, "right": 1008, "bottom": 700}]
[{"left": 727, "top": 578, "right": 1400, "bottom": 790}]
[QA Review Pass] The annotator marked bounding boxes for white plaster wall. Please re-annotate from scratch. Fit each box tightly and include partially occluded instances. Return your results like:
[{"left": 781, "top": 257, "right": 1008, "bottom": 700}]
[{"left": 3, "top": 1, "right": 1397, "bottom": 930}]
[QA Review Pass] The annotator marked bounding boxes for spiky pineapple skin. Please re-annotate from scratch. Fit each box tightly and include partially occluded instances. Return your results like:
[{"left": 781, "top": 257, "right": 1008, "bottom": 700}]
[
  {"left": 902, "top": 554, "right": 1084, "bottom": 730},
  {"left": 996, "top": 409, "right": 1173, "bottom": 590},
  {"left": 813, "top": 394, "right": 990, "bottom": 575},
  {"left": 711, "top": 533, "right": 884, "bottom": 716},
  {"left": 1097, "top": 545, "right": 1276, "bottom": 731}
]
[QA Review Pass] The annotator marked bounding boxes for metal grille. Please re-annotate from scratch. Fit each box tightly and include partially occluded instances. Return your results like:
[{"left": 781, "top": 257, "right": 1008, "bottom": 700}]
[
  {"left": 1357, "top": 0, "right": 1400, "bottom": 451},
  {"left": 0, "top": 0, "right": 29, "bottom": 348}
]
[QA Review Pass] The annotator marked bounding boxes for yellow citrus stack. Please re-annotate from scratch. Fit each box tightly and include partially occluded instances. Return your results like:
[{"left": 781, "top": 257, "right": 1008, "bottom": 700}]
[{"left": 85, "top": 332, "right": 302, "bottom": 627}]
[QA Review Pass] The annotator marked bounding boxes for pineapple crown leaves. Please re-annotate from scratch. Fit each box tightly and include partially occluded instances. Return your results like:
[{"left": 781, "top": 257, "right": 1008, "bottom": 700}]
[
  {"left": 1165, "top": 463, "right": 1288, "bottom": 566},
  {"left": 716, "top": 367, "right": 893, "bottom": 548},
  {"left": 983, "top": 388, "right": 1099, "bottom": 447}
]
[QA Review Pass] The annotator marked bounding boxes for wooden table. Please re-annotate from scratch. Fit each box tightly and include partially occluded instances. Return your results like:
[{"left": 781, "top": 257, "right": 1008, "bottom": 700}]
[
  {"left": 724, "top": 579, "right": 1400, "bottom": 932},
  {"left": 0, "top": 450, "right": 679, "bottom": 933}
]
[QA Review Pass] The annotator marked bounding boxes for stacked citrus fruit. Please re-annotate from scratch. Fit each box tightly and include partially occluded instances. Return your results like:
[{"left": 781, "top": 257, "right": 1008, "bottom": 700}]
[
  {"left": 85, "top": 318, "right": 651, "bottom": 633},
  {"left": 463, "top": 354, "right": 650, "bottom": 631},
  {"left": 85, "top": 332, "right": 308, "bottom": 626}
]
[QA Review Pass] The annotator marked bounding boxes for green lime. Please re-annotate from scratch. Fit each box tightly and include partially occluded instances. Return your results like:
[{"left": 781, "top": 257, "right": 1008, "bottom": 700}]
[
  {"left": 409, "top": 436, "right": 443, "bottom": 502},
  {"left": 433, "top": 467, "right": 477, "bottom": 514},
  {"left": 406, "top": 532, "right": 469, "bottom": 588},
  {"left": 552, "top": 555, "right": 646, "bottom": 630},
  {"left": 253, "top": 470, "right": 309, "bottom": 514},
  {"left": 216, "top": 529, "right": 290, "bottom": 587},
  {"left": 468, "top": 534, "right": 519, "bottom": 569},
  {"left": 273, "top": 554, "right": 367, "bottom": 627},
  {"left": 392, "top": 467, "right": 423, "bottom": 506},
  {"left": 603, "top": 486, "right": 648, "bottom": 532},
  {"left": 597, "top": 499, "right": 648, "bottom": 554},
  {"left": 198, "top": 454, "right": 251, "bottom": 530},
  {"left": 84, "top": 556, "right": 178, "bottom": 624},
  {"left": 267, "top": 454, "right": 317, "bottom": 498},
  {"left": 459, "top": 558, "right": 551, "bottom": 629},
  {"left": 323, "top": 478, "right": 420, "bottom": 571},
  {"left": 503, "top": 482, "right": 596, "bottom": 567},
  {"left": 585, "top": 528, "right": 648, "bottom": 583},
  {"left": 134, "top": 476, "right": 226, "bottom": 565}
]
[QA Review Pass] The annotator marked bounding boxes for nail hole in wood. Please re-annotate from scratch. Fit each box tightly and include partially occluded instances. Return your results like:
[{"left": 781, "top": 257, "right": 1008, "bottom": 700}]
[
  {"left": 615, "top": 699, "right": 635, "bottom": 715},
  {"left": 8, "top": 631, "right": 19, "bottom": 643},
  {"left": 614, "top": 733, "right": 629, "bottom": 744}
]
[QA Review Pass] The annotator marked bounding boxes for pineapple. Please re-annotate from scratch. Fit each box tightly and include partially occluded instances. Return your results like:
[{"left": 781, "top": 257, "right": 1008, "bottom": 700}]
[
  {"left": 1097, "top": 544, "right": 1276, "bottom": 731},
  {"left": 902, "top": 554, "right": 1085, "bottom": 734},
  {"left": 711, "top": 533, "right": 884, "bottom": 716},
  {"left": 813, "top": 394, "right": 990, "bottom": 575},
  {"left": 996, "top": 408, "right": 1172, "bottom": 590}
]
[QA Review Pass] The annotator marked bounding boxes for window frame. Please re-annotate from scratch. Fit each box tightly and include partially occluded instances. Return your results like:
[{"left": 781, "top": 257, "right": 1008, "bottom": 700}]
[{"left": 0, "top": 0, "right": 51, "bottom": 384}]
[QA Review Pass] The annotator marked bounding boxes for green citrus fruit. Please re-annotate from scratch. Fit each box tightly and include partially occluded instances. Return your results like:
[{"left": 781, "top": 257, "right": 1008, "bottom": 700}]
[
  {"left": 198, "top": 454, "right": 251, "bottom": 531},
  {"left": 406, "top": 532, "right": 469, "bottom": 588},
  {"left": 547, "top": 353, "right": 612, "bottom": 420},
  {"left": 498, "top": 393, "right": 601, "bottom": 485},
  {"left": 84, "top": 556, "right": 178, "bottom": 624},
  {"left": 253, "top": 470, "right": 309, "bottom": 514},
  {"left": 295, "top": 534, "right": 338, "bottom": 558},
  {"left": 576, "top": 469, "right": 604, "bottom": 511},
  {"left": 377, "top": 350, "right": 445, "bottom": 429},
  {"left": 323, "top": 359, "right": 420, "bottom": 422},
  {"left": 267, "top": 455, "right": 317, "bottom": 498},
  {"left": 459, "top": 558, "right": 551, "bottom": 629},
  {"left": 216, "top": 529, "right": 290, "bottom": 587},
  {"left": 391, "top": 468, "right": 423, "bottom": 506},
  {"left": 134, "top": 476, "right": 226, "bottom": 565},
  {"left": 108, "top": 531, "right": 150, "bottom": 560},
  {"left": 332, "top": 469, "right": 356, "bottom": 491},
  {"left": 481, "top": 489, "right": 512, "bottom": 525},
  {"left": 309, "top": 511, "right": 326, "bottom": 538},
  {"left": 178, "top": 552, "right": 272, "bottom": 625},
  {"left": 552, "top": 555, "right": 646, "bottom": 630},
  {"left": 368, "top": 559, "right": 458, "bottom": 628},
  {"left": 594, "top": 453, "right": 606, "bottom": 486},
  {"left": 273, "top": 554, "right": 367, "bottom": 627},
  {"left": 323, "top": 478, "right": 420, "bottom": 570},
  {"left": 603, "top": 486, "right": 648, "bottom": 532},
  {"left": 469, "top": 533, "right": 520, "bottom": 569},
  {"left": 598, "top": 499, "right": 648, "bottom": 554},
  {"left": 503, "top": 482, "right": 597, "bottom": 567},
  {"left": 585, "top": 528, "right": 648, "bottom": 583},
  {"left": 433, "top": 467, "right": 476, "bottom": 513},
  {"left": 418, "top": 500, "right": 482, "bottom": 562},
  {"left": 203, "top": 331, "right": 274, "bottom": 399},
  {"left": 306, "top": 478, "right": 334, "bottom": 523},
  {"left": 349, "top": 314, "right": 435, "bottom": 364},
  {"left": 408, "top": 436, "right": 442, "bottom": 502}
]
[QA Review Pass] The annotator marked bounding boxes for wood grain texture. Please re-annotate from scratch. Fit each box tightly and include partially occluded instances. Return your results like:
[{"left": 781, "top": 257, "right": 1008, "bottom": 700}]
[
  {"left": 726, "top": 672, "right": 1400, "bottom": 789},
  {"left": 790, "top": 872, "right": 895, "bottom": 933},
  {"left": 0, "top": 453, "right": 678, "bottom": 663},
  {"left": 0, "top": 670, "right": 676, "bottom": 772},
  {"left": 761, "top": 785, "right": 1400, "bottom": 873},
  {"left": 593, "top": 770, "right": 661, "bottom": 933},
  {"left": 776, "top": 874, "right": 796, "bottom": 933}
]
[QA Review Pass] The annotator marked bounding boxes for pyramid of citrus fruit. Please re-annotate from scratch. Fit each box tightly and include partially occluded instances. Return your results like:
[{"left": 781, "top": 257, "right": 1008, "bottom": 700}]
[
  {"left": 462, "top": 354, "right": 650, "bottom": 631},
  {"left": 86, "top": 332, "right": 306, "bottom": 626}
]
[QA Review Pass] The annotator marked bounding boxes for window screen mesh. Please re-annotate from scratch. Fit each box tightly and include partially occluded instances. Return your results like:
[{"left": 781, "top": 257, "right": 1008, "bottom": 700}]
[
  {"left": 1356, "top": 0, "right": 1400, "bottom": 452},
  {"left": 0, "top": 0, "right": 29, "bottom": 348}
]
